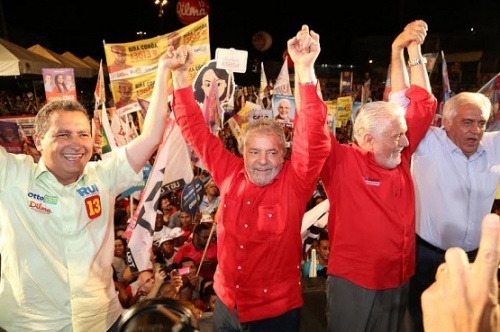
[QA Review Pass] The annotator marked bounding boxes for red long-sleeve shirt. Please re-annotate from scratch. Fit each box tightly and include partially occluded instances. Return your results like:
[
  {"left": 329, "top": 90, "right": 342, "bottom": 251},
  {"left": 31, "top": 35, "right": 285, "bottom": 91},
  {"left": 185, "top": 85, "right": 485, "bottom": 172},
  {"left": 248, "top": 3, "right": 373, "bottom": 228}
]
[
  {"left": 321, "top": 85, "right": 437, "bottom": 290},
  {"left": 172, "top": 84, "right": 330, "bottom": 322}
]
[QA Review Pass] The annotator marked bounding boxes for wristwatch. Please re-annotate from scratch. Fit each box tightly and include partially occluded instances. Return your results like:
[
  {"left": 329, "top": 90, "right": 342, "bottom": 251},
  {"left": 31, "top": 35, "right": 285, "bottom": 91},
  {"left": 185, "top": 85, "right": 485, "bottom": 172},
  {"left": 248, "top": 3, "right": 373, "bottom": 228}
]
[{"left": 407, "top": 57, "right": 427, "bottom": 67}]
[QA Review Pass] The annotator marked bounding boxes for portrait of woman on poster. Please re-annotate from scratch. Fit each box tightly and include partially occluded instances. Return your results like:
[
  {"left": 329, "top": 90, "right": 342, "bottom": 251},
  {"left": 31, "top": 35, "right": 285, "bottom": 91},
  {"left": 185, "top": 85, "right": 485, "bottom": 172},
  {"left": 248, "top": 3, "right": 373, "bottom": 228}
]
[
  {"left": 53, "top": 74, "right": 69, "bottom": 93},
  {"left": 193, "top": 60, "right": 235, "bottom": 109}
]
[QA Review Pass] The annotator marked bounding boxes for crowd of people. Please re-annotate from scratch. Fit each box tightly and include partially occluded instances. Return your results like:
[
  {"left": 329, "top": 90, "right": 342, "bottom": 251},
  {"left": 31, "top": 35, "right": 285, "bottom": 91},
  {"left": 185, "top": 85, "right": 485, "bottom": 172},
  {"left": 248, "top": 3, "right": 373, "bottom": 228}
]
[{"left": 1, "top": 20, "right": 500, "bottom": 332}]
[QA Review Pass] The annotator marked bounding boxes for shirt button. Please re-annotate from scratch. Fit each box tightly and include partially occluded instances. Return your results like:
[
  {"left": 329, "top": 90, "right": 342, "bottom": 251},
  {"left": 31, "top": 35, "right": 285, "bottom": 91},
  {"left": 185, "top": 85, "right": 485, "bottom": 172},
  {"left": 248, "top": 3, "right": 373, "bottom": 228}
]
[
  {"left": 237, "top": 266, "right": 242, "bottom": 270},
  {"left": 246, "top": 201, "right": 251, "bottom": 205},
  {"left": 268, "top": 214, "right": 272, "bottom": 218},
  {"left": 236, "top": 285, "right": 239, "bottom": 289},
  {"left": 244, "top": 224, "right": 248, "bottom": 228},
  {"left": 224, "top": 204, "right": 227, "bottom": 208},
  {"left": 240, "top": 245, "right": 244, "bottom": 249},
  {"left": 263, "top": 289, "right": 268, "bottom": 293}
]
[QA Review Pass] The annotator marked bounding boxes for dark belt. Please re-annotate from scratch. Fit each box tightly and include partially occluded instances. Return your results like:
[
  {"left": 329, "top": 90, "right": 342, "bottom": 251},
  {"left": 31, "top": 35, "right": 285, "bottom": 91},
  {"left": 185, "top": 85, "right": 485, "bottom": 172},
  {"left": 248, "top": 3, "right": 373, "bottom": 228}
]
[{"left": 416, "top": 235, "right": 478, "bottom": 260}]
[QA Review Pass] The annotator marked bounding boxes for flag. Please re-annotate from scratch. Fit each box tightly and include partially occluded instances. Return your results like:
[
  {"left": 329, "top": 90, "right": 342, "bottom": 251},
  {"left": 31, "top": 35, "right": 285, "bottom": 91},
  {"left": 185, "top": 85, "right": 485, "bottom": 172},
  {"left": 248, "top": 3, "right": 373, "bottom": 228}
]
[
  {"left": 441, "top": 50, "right": 452, "bottom": 103},
  {"left": 202, "top": 77, "right": 222, "bottom": 134},
  {"left": 477, "top": 72, "right": 500, "bottom": 131},
  {"left": 382, "top": 65, "right": 391, "bottom": 102},
  {"left": 259, "top": 62, "right": 268, "bottom": 100},
  {"left": 258, "top": 61, "right": 271, "bottom": 109},
  {"left": 94, "top": 60, "right": 105, "bottom": 107},
  {"left": 300, "top": 198, "right": 329, "bottom": 253},
  {"left": 93, "top": 60, "right": 118, "bottom": 155},
  {"left": 125, "top": 114, "right": 193, "bottom": 272},
  {"left": 361, "top": 78, "right": 371, "bottom": 105},
  {"left": 274, "top": 56, "right": 292, "bottom": 96},
  {"left": 125, "top": 105, "right": 194, "bottom": 273},
  {"left": 423, "top": 52, "right": 439, "bottom": 75}
]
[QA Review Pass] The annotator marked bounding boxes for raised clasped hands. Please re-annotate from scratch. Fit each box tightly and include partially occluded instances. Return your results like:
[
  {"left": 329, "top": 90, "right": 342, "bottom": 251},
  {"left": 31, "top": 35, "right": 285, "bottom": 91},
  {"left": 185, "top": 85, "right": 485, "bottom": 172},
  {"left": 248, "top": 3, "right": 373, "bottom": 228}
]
[
  {"left": 160, "top": 44, "right": 193, "bottom": 72},
  {"left": 393, "top": 19, "right": 428, "bottom": 51}
]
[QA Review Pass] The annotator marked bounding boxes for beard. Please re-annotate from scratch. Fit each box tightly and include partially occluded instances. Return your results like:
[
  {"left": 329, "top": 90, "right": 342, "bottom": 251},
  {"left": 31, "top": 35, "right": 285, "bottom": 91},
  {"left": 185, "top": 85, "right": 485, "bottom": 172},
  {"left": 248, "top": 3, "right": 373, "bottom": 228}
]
[{"left": 246, "top": 164, "right": 282, "bottom": 186}]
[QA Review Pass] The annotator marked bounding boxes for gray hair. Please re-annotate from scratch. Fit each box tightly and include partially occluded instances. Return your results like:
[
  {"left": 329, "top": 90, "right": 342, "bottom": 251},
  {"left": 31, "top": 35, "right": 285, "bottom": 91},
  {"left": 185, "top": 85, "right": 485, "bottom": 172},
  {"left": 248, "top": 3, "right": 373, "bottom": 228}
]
[
  {"left": 353, "top": 101, "right": 405, "bottom": 141},
  {"left": 238, "top": 119, "right": 286, "bottom": 153},
  {"left": 442, "top": 92, "right": 491, "bottom": 123},
  {"left": 35, "top": 99, "right": 89, "bottom": 136}
]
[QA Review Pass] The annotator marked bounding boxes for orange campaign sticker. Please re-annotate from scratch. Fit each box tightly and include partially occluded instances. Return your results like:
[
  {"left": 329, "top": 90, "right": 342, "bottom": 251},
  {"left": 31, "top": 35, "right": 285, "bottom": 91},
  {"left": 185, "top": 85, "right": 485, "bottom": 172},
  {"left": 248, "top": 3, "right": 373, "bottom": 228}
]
[{"left": 85, "top": 195, "right": 102, "bottom": 219}]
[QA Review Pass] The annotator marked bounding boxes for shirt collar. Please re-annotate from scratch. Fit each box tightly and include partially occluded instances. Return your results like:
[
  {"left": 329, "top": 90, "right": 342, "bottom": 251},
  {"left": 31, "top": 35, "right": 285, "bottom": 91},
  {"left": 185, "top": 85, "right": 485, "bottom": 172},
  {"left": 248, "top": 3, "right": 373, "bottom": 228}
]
[{"left": 34, "top": 158, "right": 87, "bottom": 184}]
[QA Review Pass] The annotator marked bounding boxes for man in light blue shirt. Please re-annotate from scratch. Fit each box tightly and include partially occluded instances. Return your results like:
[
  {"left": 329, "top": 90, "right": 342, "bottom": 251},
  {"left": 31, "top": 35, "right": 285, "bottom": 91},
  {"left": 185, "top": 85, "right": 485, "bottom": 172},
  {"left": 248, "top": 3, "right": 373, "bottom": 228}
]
[{"left": 390, "top": 70, "right": 500, "bottom": 332}]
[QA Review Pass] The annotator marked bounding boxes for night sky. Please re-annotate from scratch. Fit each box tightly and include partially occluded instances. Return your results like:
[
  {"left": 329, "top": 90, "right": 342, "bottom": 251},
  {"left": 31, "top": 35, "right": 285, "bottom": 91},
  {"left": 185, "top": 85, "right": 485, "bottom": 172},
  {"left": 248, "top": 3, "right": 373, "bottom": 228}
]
[{"left": 2, "top": 0, "right": 499, "bottom": 68}]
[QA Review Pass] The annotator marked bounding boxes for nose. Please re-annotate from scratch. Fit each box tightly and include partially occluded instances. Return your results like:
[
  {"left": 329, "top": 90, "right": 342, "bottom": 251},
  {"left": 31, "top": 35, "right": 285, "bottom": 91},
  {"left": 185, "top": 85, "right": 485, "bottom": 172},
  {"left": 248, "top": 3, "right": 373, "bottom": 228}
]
[
  {"left": 470, "top": 123, "right": 482, "bottom": 134},
  {"left": 257, "top": 152, "right": 268, "bottom": 164},
  {"left": 400, "top": 134, "right": 409, "bottom": 147}
]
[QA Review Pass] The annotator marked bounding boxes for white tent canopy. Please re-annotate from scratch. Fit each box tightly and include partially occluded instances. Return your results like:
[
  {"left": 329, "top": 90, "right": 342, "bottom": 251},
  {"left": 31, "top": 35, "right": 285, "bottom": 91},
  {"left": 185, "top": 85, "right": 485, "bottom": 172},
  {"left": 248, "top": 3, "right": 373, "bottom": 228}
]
[
  {"left": 28, "top": 44, "right": 95, "bottom": 78},
  {"left": 0, "top": 38, "right": 62, "bottom": 76},
  {"left": 62, "top": 51, "right": 97, "bottom": 76}
]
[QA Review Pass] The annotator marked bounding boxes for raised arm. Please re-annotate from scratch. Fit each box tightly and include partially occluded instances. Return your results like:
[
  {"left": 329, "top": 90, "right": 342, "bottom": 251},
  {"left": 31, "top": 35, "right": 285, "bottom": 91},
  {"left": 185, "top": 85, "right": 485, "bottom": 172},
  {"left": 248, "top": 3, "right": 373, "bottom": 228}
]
[
  {"left": 125, "top": 50, "right": 175, "bottom": 172},
  {"left": 390, "top": 20, "right": 429, "bottom": 94},
  {"left": 286, "top": 25, "right": 330, "bottom": 186},
  {"left": 287, "top": 25, "right": 320, "bottom": 86}
]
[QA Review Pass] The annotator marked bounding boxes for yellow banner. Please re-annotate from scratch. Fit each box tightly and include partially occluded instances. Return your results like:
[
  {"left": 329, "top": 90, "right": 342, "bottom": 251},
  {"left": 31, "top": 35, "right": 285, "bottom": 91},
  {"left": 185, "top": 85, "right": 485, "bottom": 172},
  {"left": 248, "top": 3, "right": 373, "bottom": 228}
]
[
  {"left": 103, "top": 15, "right": 211, "bottom": 116},
  {"left": 336, "top": 96, "right": 352, "bottom": 127}
]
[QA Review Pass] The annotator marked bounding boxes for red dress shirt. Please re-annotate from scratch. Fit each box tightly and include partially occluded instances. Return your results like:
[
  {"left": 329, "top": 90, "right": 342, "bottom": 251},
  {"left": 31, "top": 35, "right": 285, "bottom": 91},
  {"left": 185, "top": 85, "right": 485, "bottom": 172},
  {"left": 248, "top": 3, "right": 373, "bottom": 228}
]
[
  {"left": 172, "top": 84, "right": 330, "bottom": 322},
  {"left": 321, "top": 85, "right": 437, "bottom": 290}
]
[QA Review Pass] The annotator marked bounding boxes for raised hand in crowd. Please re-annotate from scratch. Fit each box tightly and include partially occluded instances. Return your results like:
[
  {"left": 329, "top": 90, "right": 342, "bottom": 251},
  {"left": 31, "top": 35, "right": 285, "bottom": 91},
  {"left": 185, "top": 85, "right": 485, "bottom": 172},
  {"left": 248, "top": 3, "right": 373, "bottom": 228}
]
[{"left": 422, "top": 213, "right": 500, "bottom": 332}]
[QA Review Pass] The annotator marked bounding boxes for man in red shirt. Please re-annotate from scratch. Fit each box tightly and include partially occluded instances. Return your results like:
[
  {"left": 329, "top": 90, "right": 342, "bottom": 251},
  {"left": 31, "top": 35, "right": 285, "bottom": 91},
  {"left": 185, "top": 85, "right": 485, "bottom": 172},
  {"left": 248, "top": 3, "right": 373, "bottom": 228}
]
[
  {"left": 166, "top": 25, "right": 330, "bottom": 331},
  {"left": 173, "top": 222, "right": 217, "bottom": 280},
  {"left": 320, "top": 20, "right": 437, "bottom": 332}
]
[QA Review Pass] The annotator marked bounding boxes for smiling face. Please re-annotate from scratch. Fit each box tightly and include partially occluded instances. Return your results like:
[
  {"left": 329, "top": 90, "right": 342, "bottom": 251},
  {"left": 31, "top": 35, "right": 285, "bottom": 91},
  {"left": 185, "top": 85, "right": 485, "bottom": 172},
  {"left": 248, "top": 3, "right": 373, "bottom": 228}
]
[
  {"left": 243, "top": 132, "right": 285, "bottom": 186},
  {"left": 370, "top": 116, "right": 408, "bottom": 169},
  {"left": 277, "top": 99, "right": 291, "bottom": 120},
  {"left": 34, "top": 110, "right": 93, "bottom": 185},
  {"left": 114, "top": 239, "right": 125, "bottom": 257},
  {"left": 444, "top": 103, "right": 487, "bottom": 158}
]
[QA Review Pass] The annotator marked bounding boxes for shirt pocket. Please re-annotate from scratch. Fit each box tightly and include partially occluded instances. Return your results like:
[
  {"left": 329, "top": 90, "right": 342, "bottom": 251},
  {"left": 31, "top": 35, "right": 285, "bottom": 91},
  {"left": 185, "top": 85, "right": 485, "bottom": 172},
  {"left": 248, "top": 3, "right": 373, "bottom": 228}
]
[{"left": 256, "top": 204, "right": 285, "bottom": 242}]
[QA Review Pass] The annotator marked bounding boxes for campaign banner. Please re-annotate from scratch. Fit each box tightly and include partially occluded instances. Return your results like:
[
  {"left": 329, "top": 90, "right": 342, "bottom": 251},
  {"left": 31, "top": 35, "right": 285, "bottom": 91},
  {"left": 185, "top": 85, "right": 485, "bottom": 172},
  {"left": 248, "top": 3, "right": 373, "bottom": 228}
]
[
  {"left": 104, "top": 16, "right": 211, "bottom": 117},
  {"left": 42, "top": 68, "right": 77, "bottom": 102}
]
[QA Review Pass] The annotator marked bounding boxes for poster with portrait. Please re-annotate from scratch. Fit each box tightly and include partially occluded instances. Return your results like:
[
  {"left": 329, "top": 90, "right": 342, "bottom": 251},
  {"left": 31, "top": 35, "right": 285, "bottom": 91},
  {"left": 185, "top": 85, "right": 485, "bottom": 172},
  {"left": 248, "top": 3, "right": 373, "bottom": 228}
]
[
  {"left": 42, "top": 68, "right": 77, "bottom": 102},
  {"left": 191, "top": 59, "right": 235, "bottom": 114},
  {"left": 0, "top": 120, "right": 22, "bottom": 154},
  {"left": 104, "top": 16, "right": 211, "bottom": 117},
  {"left": 272, "top": 94, "right": 296, "bottom": 123}
]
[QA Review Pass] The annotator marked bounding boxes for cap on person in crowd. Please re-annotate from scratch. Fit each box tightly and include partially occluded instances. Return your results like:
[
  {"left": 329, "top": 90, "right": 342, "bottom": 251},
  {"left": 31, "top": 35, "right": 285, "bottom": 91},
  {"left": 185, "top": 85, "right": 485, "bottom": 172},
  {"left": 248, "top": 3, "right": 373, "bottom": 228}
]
[
  {"left": 200, "top": 214, "right": 214, "bottom": 223},
  {"left": 154, "top": 227, "right": 183, "bottom": 247}
]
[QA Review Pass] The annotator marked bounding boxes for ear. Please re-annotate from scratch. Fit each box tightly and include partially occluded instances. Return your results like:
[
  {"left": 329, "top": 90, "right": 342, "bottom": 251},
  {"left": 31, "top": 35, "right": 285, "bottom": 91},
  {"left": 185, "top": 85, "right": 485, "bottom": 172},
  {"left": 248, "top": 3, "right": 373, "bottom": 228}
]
[
  {"left": 33, "top": 134, "right": 42, "bottom": 151},
  {"left": 360, "top": 133, "right": 375, "bottom": 151},
  {"left": 442, "top": 118, "right": 451, "bottom": 131}
]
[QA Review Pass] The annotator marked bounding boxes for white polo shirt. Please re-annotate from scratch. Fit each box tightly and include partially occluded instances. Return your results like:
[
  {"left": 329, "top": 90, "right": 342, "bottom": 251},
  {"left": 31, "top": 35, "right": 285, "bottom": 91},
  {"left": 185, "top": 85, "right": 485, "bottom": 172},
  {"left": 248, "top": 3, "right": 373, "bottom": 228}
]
[{"left": 0, "top": 146, "right": 142, "bottom": 332}]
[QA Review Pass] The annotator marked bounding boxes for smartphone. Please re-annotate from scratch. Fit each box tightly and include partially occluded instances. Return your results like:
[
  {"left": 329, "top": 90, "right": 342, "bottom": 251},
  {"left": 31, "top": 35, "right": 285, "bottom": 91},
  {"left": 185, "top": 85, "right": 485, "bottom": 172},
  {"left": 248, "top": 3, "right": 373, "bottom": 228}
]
[{"left": 176, "top": 267, "right": 190, "bottom": 276}]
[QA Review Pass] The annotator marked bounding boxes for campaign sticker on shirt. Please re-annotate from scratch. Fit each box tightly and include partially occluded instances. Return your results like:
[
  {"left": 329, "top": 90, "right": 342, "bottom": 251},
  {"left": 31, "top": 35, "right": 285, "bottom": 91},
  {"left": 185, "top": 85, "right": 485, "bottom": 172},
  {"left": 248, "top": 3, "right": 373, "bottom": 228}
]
[
  {"left": 85, "top": 194, "right": 102, "bottom": 219},
  {"left": 363, "top": 176, "right": 381, "bottom": 186}
]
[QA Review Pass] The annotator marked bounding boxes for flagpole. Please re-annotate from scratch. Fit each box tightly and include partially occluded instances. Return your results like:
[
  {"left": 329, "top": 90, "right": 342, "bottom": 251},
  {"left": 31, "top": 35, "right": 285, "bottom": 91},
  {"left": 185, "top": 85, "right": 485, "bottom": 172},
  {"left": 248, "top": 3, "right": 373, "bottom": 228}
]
[{"left": 196, "top": 221, "right": 216, "bottom": 277}]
